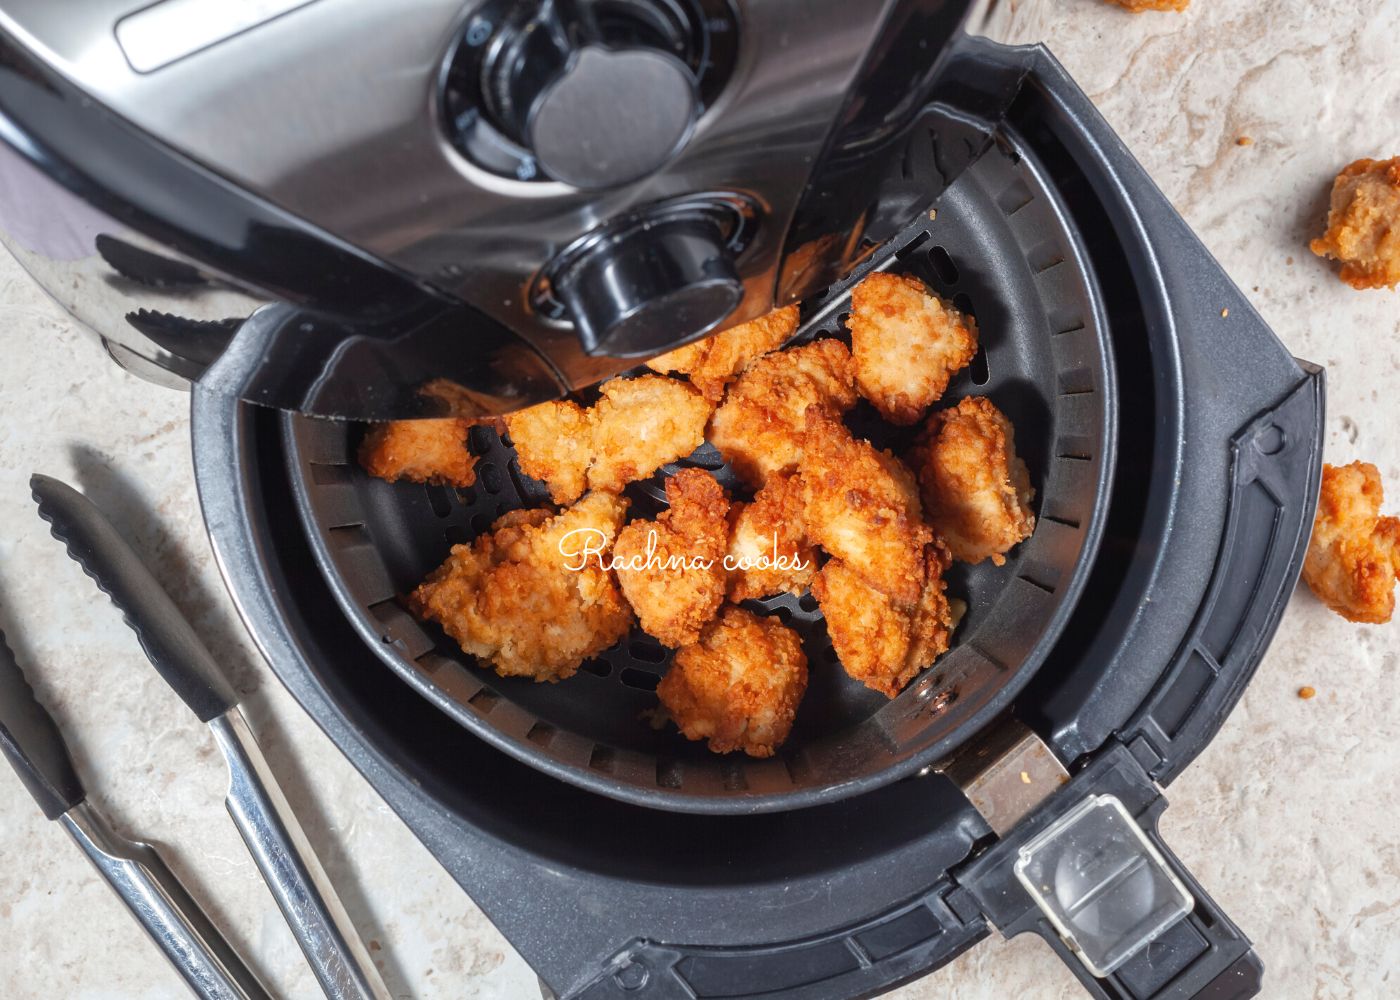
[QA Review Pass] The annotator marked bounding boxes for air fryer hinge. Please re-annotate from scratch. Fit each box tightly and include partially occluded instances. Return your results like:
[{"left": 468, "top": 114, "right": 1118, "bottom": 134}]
[{"left": 939, "top": 716, "right": 1069, "bottom": 836}]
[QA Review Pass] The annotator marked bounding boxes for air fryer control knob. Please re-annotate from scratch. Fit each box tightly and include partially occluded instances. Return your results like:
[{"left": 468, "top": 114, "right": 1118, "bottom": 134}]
[
  {"left": 483, "top": 1, "right": 699, "bottom": 189},
  {"left": 553, "top": 215, "right": 742, "bottom": 357}
]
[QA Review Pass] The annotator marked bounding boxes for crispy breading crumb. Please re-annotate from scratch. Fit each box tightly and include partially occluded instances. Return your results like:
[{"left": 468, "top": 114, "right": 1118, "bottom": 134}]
[
  {"left": 1105, "top": 0, "right": 1189, "bottom": 10},
  {"left": 798, "top": 407, "right": 931, "bottom": 604},
  {"left": 646, "top": 306, "right": 799, "bottom": 400},
  {"left": 1310, "top": 157, "right": 1400, "bottom": 290},
  {"left": 814, "top": 542, "right": 956, "bottom": 698},
  {"left": 1237, "top": 136, "right": 1254, "bottom": 147},
  {"left": 504, "top": 376, "right": 713, "bottom": 504},
  {"left": 725, "top": 472, "right": 817, "bottom": 602},
  {"left": 709, "top": 338, "right": 858, "bottom": 487},
  {"left": 909, "top": 396, "right": 1035, "bottom": 566},
  {"left": 1298, "top": 686, "right": 1317, "bottom": 700},
  {"left": 409, "top": 493, "right": 633, "bottom": 681},
  {"left": 656, "top": 606, "right": 807, "bottom": 757},
  {"left": 1303, "top": 461, "right": 1400, "bottom": 623},
  {"left": 359, "top": 418, "right": 476, "bottom": 487},
  {"left": 614, "top": 470, "right": 730, "bottom": 647},
  {"left": 847, "top": 271, "right": 978, "bottom": 426}
]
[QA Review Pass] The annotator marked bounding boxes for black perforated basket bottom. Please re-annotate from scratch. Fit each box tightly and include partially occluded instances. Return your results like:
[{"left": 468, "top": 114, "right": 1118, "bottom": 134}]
[{"left": 284, "top": 129, "right": 1116, "bottom": 813}]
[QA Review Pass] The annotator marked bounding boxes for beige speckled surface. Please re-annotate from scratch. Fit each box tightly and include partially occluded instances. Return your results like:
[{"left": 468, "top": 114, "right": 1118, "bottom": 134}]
[{"left": 2, "top": 1, "right": 1398, "bottom": 997}]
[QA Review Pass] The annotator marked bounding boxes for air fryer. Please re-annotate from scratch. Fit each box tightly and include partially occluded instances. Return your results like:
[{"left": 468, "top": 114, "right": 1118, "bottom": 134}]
[{"left": 0, "top": 2, "right": 1322, "bottom": 998}]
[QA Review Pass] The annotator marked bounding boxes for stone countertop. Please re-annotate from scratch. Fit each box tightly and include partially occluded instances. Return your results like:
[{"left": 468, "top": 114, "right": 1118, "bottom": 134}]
[{"left": 1, "top": 0, "right": 1397, "bottom": 996}]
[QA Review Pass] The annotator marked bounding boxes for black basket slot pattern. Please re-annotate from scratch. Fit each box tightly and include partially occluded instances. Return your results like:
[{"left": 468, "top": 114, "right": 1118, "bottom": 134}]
[{"left": 283, "top": 125, "right": 1115, "bottom": 812}]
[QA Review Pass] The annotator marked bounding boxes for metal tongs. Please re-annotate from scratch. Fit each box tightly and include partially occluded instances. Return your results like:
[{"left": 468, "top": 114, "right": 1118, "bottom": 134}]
[{"left": 0, "top": 474, "right": 390, "bottom": 1000}]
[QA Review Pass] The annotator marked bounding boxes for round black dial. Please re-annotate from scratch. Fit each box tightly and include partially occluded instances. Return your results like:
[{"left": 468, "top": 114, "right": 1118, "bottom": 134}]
[{"left": 441, "top": 0, "right": 738, "bottom": 187}]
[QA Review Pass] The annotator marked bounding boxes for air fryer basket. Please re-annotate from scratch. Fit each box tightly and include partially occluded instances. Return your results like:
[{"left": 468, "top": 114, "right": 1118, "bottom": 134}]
[{"left": 284, "top": 128, "right": 1116, "bottom": 813}]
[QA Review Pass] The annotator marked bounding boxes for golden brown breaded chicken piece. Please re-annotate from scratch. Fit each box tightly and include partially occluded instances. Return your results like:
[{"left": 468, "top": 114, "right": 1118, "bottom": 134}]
[
  {"left": 503, "top": 400, "right": 592, "bottom": 505},
  {"left": 848, "top": 272, "right": 978, "bottom": 426},
  {"left": 814, "top": 542, "right": 956, "bottom": 698},
  {"left": 709, "top": 338, "right": 858, "bottom": 487},
  {"left": 725, "top": 472, "right": 817, "bottom": 601},
  {"left": 409, "top": 492, "right": 633, "bottom": 681},
  {"left": 359, "top": 418, "right": 476, "bottom": 487},
  {"left": 1303, "top": 462, "right": 1400, "bottom": 624},
  {"left": 646, "top": 306, "right": 799, "bottom": 401},
  {"left": 798, "top": 407, "right": 931, "bottom": 604},
  {"left": 1105, "top": 0, "right": 1188, "bottom": 11},
  {"left": 1310, "top": 157, "right": 1400, "bottom": 290},
  {"left": 656, "top": 606, "right": 807, "bottom": 757},
  {"left": 614, "top": 470, "right": 730, "bottom": 647},
  {"left": 504, "top": 376, "right": 713, "bottom": 504},
  {"left": 908, "top": 396, "right": 1035, "bottom": 566},
  {"left": 588, "top": 376, "right": 714, "bottom": 494}
]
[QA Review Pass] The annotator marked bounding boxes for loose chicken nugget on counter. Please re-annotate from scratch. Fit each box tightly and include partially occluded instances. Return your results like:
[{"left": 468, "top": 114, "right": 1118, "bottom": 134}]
[
  {"left": 358, "top": 418, "right": 477, "bottom": 487},
  {"left": 848, "top": 272, "right": 978, "bottom": 426},
  {"left": 409, "top": 492, "right": 633, "bottom": 681},
  {"left": 1310, "top": 157, "right": 1400, "bottom": 290},
  {"left": 908, "top": 396, "right": 1035, "bottom": 566},
  {"left": 614, "top": 470, "right": 731, "bottom": 647},
  {"left": 814, "top": 542, "right": 957, "bottom": 698},
  {"left": 725, "top": 472, "right": 817, "bottom": 602},
  {"left": 798, "top": 407, "right": 931, "bottom": 604},
  {"left": 503, "top": 400, "right": 593, "bottom": 505},
  {"left": 504, "top": 376, "right": 713, "bottom": 504},
  {"left": 1303, "top": 462, "right": 1400, "bottom": 624},
  {"left": 588, "top": 376, "right": 714, "bottom": 494},
  {"left": 1105, "top": 0, "right": 1189, "bottom": 11},
  {"left": 709, "top": 338, "right": 858, "bottom": 487},
  {"left": 646, "top": 305, "right": 799, "bottom": 401},
  {"left": 656, "top": 606, "right": 807, "bottom": 757}
]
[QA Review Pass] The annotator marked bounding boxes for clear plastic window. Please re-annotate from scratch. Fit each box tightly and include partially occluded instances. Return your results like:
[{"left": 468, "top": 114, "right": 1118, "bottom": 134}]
[{"left": 1014, "top": 793, "right": 1194, "bottom": 978}]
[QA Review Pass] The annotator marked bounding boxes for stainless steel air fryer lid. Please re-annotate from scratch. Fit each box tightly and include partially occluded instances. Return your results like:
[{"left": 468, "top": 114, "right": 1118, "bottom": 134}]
[
  {"left": 0, "top": 0, "right": 1000, "bottom": 420},
  {"left": 195, "top": 42, "right": 1324, "bottom": 1000}
]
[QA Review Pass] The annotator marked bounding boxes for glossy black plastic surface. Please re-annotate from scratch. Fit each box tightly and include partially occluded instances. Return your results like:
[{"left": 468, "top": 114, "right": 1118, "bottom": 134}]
[
  {"left": 0, "top": 628, "right": 85, "bottom": 820},
  {"left": 31, "top": 475, "right": 238, "bottom": 723}
]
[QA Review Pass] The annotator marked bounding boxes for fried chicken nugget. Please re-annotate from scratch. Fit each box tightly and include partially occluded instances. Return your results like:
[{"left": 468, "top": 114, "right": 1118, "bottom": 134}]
[
  {"left": 709, "top": 338, "right": 858, "bottom": 487},
  {"left": 503, "top": 400, "right": 592, "bottom": 504},
  {"left": 409, "top": 492, "right": 633, "bottom": 681},
  {"left": 726, "top": 472, "right": 817, "bottom": 601},
  {"left": 1310, "top": 157, "right": 1400, "bottom": 290},
  {"left": 588, "top": 376, "right": 714, "bottom": 493},
  {"left": 656, "top": 606, "right": 807, "bottom": 757},
  {"left": 614, "top": 470, "right": 730, "bottom": 647},
  {"left": 646, "top": 305, "right": 799, "bottom": 401},
  {"left": 908, "top": 396, "right": 1035, "bottom": 566},
  {"left": 813, "top": 542, "right": 956, "bottom": 698},
  {"left": 504, "top": 376, "right": 713, "bottom": 504},
  {"left": 1303, "top": 461, "right": 1400, "bottom": 624},
  {"left": 798, "top": 407, "right": 931, "bottom": 604},
  {"left": 358, "top": 418, "right": 476, "bottom": 487},
  {"left": 848, "top": 272, "right": 978, "bottom": 426}
]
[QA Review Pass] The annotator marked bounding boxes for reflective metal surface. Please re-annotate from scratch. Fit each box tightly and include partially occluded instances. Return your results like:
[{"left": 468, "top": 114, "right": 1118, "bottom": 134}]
[
  {"left": 210, "top": 709, "right": 391, "bottom": 1000},
  {"left": 59, "top": 801, "right": 272, "bottom": 1000},
  {"left": 0, "top": 0, "right": 952, "bottom": 384}
]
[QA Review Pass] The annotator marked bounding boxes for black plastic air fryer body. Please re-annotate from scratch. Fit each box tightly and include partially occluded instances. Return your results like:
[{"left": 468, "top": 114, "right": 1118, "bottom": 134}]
[
  {"left": 186, "top": 40, "right": 1323, "bottom": 1000},
  {"left": 0, "top": 0, "right": 993, "bottom": 420}
]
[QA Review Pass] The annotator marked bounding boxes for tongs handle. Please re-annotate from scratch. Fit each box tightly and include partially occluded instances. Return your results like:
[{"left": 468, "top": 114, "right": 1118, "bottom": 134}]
[
  {"left": 61, "top": 802, "right": 273, "bottom": 1000},
  {"left": 212, "top": 710, "right": 391, "bottom": 1000}
]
